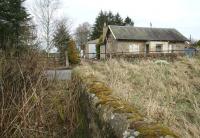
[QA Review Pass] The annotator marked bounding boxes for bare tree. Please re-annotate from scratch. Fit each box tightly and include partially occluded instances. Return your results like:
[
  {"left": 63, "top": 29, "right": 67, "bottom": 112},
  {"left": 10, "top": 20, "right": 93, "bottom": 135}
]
[
  {"left": 32, "top": 0, "right": 59, "bottom": 55},
  {"left": 75, "top": 22, "right": 91, "bottom": 55}
]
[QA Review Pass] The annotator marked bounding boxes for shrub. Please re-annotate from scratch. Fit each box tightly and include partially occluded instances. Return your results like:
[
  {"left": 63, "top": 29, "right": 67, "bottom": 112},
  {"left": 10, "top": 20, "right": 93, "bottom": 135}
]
[{"left": 67, "top": 40, "right": 80, "bottom": 65}]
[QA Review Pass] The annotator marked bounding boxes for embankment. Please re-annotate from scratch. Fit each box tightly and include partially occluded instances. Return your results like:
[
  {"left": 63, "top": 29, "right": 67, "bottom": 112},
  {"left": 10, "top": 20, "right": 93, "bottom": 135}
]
[{"left": 72, "top": 69, "right": 179, "bottom": 138}]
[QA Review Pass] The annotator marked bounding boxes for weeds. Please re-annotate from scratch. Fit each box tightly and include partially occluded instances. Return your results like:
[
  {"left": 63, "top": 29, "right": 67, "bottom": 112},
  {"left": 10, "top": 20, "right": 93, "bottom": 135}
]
[{"left": 0, "top": 52, "right": 79, "bottom": 137}]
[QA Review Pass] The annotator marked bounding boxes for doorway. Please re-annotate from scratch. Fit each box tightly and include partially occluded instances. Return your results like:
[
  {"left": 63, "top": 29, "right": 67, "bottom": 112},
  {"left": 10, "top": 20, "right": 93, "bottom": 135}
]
[{"left": 146, "top": 44, "right": 149, "bottom": 54}]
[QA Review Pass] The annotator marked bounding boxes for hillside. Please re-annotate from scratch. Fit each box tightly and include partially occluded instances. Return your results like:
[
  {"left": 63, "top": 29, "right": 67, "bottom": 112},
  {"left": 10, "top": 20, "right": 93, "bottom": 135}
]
[{"left": 76, "top": 57, "right": 200, "bottom": 138}]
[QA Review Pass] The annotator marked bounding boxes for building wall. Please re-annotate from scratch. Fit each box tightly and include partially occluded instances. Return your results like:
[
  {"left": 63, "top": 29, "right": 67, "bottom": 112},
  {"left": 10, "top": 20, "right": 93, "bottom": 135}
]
[
  {"left": 100, "top": 45, "right": 106, "bottom": 59},
  {"left": 117, "top": 41, "right": 145, "bottom": 53},
  {"left": 105, "top": 36, "right": 186, "bottom": 54},
  {"left": 86, "top": 43, "right": 97, "bottom": 59},
  {"left": 106, "top": 33, "right": 118, "bottom": 53},
  {"left": 169, "top": 42, "right": 186, "bottom": 53},
  {"left": 147, "top": 41, "right": 169, "bottom": 53}
]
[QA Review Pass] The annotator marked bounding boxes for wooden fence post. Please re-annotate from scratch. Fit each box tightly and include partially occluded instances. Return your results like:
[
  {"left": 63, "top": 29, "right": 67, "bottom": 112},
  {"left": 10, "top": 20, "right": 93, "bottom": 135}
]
[{"left": 65, "top": 51, "right": 69, "bottom": 68}]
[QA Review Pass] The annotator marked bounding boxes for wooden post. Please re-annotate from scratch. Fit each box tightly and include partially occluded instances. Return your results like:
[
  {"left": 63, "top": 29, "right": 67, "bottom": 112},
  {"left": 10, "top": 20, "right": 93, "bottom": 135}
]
[{"left": 65, "top": 51, "right": 69, "bottom": 68}]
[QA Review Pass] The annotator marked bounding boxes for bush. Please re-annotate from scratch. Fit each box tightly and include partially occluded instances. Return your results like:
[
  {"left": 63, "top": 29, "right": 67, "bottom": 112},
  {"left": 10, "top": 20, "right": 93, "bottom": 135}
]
[{"left": 67, "top": 40, "right": 80, "bottom": 65}]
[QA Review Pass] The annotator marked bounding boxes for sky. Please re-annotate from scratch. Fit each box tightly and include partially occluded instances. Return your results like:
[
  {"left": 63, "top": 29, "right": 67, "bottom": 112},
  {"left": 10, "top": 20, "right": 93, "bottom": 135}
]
[{"left": 25, "top": 0, "right": 200, "bottom": 40}]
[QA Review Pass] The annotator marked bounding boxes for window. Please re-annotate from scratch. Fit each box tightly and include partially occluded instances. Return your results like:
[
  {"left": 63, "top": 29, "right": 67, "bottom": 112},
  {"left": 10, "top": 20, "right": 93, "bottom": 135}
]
[
  {"left": 129, "top": 44, "right": 139, "bottom": 53},
  {"left": 156, "top": 44, "right": 163, "bottom": 52}
]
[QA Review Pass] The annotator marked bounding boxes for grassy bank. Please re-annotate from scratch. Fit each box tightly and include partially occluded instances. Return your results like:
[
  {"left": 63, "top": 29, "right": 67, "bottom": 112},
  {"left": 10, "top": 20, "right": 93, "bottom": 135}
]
[{"left": 76, "top": 57, "right": 200, "bottom": 138}]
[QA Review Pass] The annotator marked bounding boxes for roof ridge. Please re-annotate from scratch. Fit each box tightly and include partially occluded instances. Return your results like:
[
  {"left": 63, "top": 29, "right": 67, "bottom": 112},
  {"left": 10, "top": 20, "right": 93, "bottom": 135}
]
[{"left": 108, "top": 25, "right": 175, "bottom": 30}]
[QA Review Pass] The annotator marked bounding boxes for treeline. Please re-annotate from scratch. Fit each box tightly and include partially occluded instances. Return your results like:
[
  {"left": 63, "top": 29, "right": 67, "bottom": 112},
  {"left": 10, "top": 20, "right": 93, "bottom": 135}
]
[{"left": 91, "top": 11, "right": 134, "bottom": 40}]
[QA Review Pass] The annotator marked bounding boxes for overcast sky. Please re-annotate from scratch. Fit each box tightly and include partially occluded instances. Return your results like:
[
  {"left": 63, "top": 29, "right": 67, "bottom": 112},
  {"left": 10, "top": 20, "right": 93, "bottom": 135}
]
[{"left": 25, "top": 0, "right": 200, "bottom": 40}]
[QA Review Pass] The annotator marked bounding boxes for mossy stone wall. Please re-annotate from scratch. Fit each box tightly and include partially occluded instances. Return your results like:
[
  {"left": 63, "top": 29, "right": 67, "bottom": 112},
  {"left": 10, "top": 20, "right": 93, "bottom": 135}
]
[{"left": 73, "top": 71, "right": 179, "bottom": 138}]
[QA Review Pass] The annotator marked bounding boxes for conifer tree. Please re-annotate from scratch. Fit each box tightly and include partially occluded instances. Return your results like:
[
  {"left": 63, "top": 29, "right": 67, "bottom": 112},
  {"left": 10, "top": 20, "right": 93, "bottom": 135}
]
[
  {"left": 114, "top": 13, "right": 124, "bottom": 25},
  {"left": 91, "top": 11, "right": 108, "bottom": 40},
  {"left": 53, "top": 20, "right": 71, "bottom": 65},
  {"left": 91, "top": 11, "right": 125, "bottom": 40},
  {"left": 0, "top": 0, "right": 29, "bottom": 52},
  {"left": 124, "top": 16, "right": 134, "bottom": 26}
]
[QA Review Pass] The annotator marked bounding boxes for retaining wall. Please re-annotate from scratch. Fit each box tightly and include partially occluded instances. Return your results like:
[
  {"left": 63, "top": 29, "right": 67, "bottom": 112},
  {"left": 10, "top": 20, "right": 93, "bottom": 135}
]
[{"left": 73, "top": 70, "right": 179, "bottom": 138}]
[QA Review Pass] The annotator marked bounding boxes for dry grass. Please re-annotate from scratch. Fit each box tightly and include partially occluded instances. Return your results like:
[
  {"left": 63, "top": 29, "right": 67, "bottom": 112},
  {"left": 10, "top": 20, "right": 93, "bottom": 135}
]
[
  {"left": 0, "top": 52, "right": 79, "bottom": 137},
  {"left": 77, "top": 57, "right": 200, "bottom": 138}
]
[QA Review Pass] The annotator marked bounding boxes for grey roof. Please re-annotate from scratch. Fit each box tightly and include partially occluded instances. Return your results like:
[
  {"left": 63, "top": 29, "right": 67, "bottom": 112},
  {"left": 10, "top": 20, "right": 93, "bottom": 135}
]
[
  {"left": 109, "top": 25, "right": 188, "bottom": 42},
  {"left": 87, "top": 39, "right": 99, "bottom": 44}
]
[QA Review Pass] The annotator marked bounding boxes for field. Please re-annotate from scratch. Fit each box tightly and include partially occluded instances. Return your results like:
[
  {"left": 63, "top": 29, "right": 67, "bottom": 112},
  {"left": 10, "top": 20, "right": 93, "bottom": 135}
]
[{"left": 77, "top": 57, "right": 200, "bottom": 138}]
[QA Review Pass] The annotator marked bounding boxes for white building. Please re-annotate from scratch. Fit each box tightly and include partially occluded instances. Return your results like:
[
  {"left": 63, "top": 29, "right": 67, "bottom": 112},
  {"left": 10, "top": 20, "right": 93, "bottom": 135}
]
[{"left": 85, "top": 39, "right": 98, "bottom": 59}]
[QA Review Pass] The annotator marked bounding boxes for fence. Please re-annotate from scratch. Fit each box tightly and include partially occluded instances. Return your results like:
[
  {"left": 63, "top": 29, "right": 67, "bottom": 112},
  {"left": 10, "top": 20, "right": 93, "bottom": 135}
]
[
  {"left": 84, "top": 49, "right": 199, "bottom": 60},
  {"left": 1, "top": 55, "right": 68, "bottom": 69}
]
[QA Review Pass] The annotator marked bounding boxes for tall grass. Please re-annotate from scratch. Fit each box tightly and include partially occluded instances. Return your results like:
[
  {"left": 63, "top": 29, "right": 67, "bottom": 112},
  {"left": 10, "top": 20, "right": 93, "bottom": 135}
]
[
  {"left": 78, "top": 57, "right": 200, "bottom": 138},
  {"left": 0, "top": 51, "right": 79, "bottom": 137}
]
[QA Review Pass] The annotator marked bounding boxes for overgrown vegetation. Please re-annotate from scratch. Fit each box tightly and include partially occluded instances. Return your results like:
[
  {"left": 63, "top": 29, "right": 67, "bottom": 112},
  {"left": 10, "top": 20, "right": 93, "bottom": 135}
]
[
  {"left": 77, "top": 57, "right": 200, "bottom": 138},
  {"left": 67, "top": 40, "right": 80, "bottom": 65},
  {"left": 96, "top": 35, "right": 103, "bottom": 59},
  {"left": 0, "top": 52, "right": 80, "bottom": 137},
  {"left": 0, "top": 0, "right": 81, "bottom": 136}
]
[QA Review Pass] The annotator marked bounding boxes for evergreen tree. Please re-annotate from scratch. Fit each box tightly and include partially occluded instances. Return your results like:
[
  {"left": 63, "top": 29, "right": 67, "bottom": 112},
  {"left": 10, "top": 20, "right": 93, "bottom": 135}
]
[
  {"left": 91, "top": 11, "right": 127, "bottom": 40},
  {"left": 53, "top": 20, "right": 71, "bottom": 65},
  {"left": 91, "top": 11, "right": 108, "bottom": 40},
  {"left": 107, "top": 11, "right": 115, "bottom": 25},
  {"left": 124, "top": 16, "right": 134, "bottom": 26},
  {"left": 0, "top": 0, "right": 29, "bottom": 52},
  {"left": 114, "top": 13, "right": 124, "bottom": 25}
]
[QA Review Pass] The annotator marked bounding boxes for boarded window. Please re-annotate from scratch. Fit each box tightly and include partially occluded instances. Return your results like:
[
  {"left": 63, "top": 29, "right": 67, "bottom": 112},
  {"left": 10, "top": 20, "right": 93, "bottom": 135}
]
[
  {"left": 129, "top": 44, "right": 139, "bottom": 53},
  {"left": 156, "top": 44, "right": 163, "bottom": 52}
]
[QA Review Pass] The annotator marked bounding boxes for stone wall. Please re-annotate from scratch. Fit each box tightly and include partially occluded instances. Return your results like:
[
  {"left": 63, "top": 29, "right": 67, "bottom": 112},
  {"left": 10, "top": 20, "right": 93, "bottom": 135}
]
[{"left": 73, "top": 70, "right": 179, "bottom": 138}]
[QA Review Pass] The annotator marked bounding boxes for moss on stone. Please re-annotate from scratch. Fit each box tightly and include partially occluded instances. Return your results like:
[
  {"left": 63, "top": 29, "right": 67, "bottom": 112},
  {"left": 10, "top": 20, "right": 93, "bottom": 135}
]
[
  {"left": 127, "top": 114, "right": 144, "bottom": 122},
  {"left": 75, "top": 72, "right": 179, "bottom": 138},
  {"left": 130, "top": 122, "right": 179, "bottom": 138}
]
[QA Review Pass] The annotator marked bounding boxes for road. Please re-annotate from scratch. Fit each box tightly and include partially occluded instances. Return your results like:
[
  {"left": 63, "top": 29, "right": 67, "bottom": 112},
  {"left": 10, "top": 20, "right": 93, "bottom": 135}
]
[{"left": 45, "top": 69, "right": 72, "bottom": 80}]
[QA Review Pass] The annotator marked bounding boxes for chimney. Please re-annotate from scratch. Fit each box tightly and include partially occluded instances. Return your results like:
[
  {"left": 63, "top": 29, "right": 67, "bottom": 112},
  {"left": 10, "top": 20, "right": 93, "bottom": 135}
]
[{"left": 103, "top": 22, "right": 107, "bottom": 40}]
